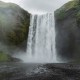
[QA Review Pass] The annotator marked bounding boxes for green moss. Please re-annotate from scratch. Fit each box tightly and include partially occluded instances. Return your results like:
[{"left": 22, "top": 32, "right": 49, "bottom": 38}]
[
  {"left": 55, "top": 0, "right": 80, "bottom": 20},
  {"left": 55, "top": 10, "right": 66, "bottom": 20},
  {"left": 62, "top": 0, "right": 79, "bottom": 11},
  {"left": 76, "top": 11, "right": 80, "bottom": 19},
  {"left": 0, "top": 1, "right": 31, "bottom": 46},
  {"left": 76, "top": 11, "right": 80, "bottom": 26},
  {"left": 0, "top": 1, "right": 19, "bottom": 8},
  {"left": 0, "top": 1, "right": 30, "bottom": 46},
  {"left": 0, "top": 51, "right": 11, "bottom": 62},
  {"left": 7, "top": 14, "right": 30, "bottom": 46}
]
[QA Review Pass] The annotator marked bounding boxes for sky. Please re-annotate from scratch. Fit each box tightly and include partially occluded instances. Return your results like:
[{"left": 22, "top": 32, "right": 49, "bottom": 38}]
[{"left": 0, "top": 0, "right": 71, "bottom": 14}]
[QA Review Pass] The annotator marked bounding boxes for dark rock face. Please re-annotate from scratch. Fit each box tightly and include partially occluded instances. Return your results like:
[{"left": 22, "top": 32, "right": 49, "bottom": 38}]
[
  {"left": 0, "top": 1, "right": 30, "bottom": 52},
  {"left": 55, "top": 0, "right": 80, "bottom": 61}
]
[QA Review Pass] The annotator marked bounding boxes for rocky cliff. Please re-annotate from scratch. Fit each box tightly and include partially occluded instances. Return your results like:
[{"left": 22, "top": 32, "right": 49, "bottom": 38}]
[
  {"left": 0, "top": 1, "right": 30, "bottom": 53},
  {"left": 55, "top": 0, "right": 80, "bottom": 62}
]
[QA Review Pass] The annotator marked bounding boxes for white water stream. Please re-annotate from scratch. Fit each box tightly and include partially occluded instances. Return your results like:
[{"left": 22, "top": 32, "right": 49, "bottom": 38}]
[{"left": 25, "top": 13, "right": 58, "bottom": 63}]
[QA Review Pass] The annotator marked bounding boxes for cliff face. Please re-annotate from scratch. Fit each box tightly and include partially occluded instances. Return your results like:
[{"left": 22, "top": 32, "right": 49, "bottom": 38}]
[
  {"left": 55, "top": 0, "right": 80, "bottom": 61},
  {"left": 0, "top": 1, "right": 30, "bottom": 52}
]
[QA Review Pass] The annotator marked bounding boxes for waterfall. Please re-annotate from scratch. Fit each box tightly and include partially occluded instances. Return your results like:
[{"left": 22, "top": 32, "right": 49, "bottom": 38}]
[{"left": 25, "top": 13, "right": 58, "bottom": 63}]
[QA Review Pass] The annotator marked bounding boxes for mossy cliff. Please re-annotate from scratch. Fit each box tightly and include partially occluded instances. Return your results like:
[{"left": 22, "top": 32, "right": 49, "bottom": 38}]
[
  {"left": 0, "top": 1, "right": 30, "bottom": 61},
  {"left": 55, "top": 0, "right": 80, "bottom": 61},
  {"left": 0, "top": 1, "right": 30, "bottom": 46}
]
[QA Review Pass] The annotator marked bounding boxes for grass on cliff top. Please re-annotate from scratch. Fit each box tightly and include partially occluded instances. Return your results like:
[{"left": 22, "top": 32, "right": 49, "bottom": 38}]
[
  {"left": 61, "top": 0, "right": 79, "bottom": 11},
  {"left": 55, "top": 0, "right": 80, "bottom": 20},
  {"left": 0, "top": 1, "right": 19, "bottom": 8},
  {"left": 0, "top": 51, "right": 11, "bottom": 62}
]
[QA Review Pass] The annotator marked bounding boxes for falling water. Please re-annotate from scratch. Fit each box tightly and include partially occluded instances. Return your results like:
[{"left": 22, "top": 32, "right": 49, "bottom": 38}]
[{"left": 25, "top": 13, "right": 58, "bottom": 63}]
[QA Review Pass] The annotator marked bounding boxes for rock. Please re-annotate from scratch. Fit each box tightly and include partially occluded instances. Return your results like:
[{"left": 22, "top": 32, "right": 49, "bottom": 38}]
[
  {"left": 0, "top": 63, "right": 80, "bottom": 80},
  {"left": 55, "top": 0, "right": 80, "bottom": 62},
  {"left": 0, "top": 1, "right": 30, "bottom": 51}
]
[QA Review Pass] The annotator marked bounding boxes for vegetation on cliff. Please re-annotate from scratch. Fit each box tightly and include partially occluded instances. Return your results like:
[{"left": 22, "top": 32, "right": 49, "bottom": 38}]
[
  {"left": 0, "top": 1, "right": 30, "bottom": 46},
  {"left": 7, "top": 12, "right": 30, "bottom": 46},
  {"left": 0, "top": 51, "right": 14, "bottom": 62},
  {"left": 55, "top": 0, "right": 80, "bottom": 20}
]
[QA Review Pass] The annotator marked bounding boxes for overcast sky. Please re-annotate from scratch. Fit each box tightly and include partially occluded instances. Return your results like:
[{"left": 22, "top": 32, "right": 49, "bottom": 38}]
[{"left": 1, "top": 0, "right": 71, "bottom": 14}]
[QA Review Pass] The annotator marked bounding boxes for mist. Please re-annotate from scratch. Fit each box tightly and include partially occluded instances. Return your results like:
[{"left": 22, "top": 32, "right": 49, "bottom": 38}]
[
  {"left": 20, "top": 0, "right": 71, "bottom": 14},
  {"left": 1, "top": 0, "right": 71, "bottom": 14}
]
